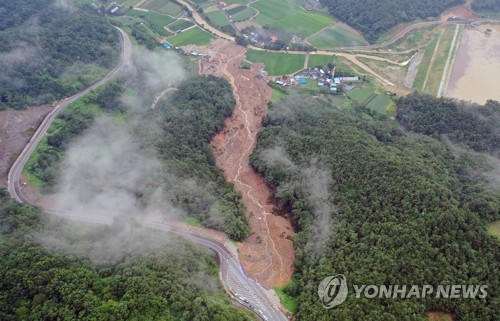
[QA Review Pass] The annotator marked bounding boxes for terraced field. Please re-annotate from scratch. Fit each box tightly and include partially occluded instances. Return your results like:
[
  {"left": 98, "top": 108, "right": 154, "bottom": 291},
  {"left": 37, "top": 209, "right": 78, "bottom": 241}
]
[
  {"left": 231, "top": 7, "right": 256, "bottom": 22},
  {"left": 124, "top": 9, "right": 174, "bottom": 29},
  {"left": 168, "top": 27, "right": 215, "bottom": 46},
  {"left": 206, "top": 10, "right": 231, "bottom": 27},
  {"left": 251, "top": 0, "right": 334, "bottom": 37},
  {"left": 245, "top": 50, "right": 305, "bottom": 75},
  {"left": 140, "top": 0, "right": 183, "bottom": 16},
  {"left": 168, "top": 19, "right": 194, "bottom": 32},
  {"left": 307, "top": 54, "right": 335, "bottom": 68},
  {"left": 308, "top": 23, "right": 369, "bottom": 48}
]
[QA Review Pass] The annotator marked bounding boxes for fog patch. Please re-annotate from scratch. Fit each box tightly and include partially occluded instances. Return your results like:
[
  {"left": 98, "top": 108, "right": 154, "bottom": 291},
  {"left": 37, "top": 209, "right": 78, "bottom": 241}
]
[
  {"left": 0, "top": 44, "right": 40, "bottom": 88},
  {"left": 299, "top": 159, "right": 336, "bottom": 253},
  {"left": 120, "top": 48, "right": 185, "bottom": 113},
  {"left": 260, "top": 145, "right": 336, "bottom": 252},
  {"left": 53, "top": 117, "right": 181, "bottom": 219},
  {"left": 52, "top": 0, "right": 77, "bottom": 13}
]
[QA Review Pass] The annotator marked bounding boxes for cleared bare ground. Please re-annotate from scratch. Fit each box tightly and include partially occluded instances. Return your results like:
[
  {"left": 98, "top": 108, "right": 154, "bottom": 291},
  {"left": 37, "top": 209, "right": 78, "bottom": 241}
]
[{"left": 0, "top": 106, "right": 53, "bottom": 186}]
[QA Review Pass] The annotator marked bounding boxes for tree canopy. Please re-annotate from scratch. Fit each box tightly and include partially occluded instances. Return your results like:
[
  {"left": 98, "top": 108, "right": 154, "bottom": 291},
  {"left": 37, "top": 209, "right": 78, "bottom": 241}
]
[
  {"left": 472, "top": 0, "right": 500, "bottom": 12},
  {"left": 0, "top": 0, "right": 119, "bottom": 109},
  {"left": 397, "top": 93, "right": 500, "bottom": 156},
  {"left": 0, "top": 189, "right": 253, "bottom": 321},
  {"left": 251, "top": 95, "right": 499, "bottom": 320},
  {"left": 26, "top": 76, "right": 250, "bottom": 241},
  {"left": 320, "top": 0, "right": 465, "bottom": 42}
]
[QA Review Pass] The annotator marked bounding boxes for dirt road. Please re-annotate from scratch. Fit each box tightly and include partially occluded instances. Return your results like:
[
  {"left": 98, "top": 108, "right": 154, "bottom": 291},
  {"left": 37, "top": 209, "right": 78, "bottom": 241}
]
[{"left": 191, "top": 40, "right": 295, "bottom": 289}]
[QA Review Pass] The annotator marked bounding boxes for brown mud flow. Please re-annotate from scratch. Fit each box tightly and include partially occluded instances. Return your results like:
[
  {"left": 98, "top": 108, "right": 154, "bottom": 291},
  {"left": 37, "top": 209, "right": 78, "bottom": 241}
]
[
  {"left": 188, "top": 39, "right": 295, "bottom": 288},
  {"left": 447, "top": 25, "right": 500, "bottom": 104}
]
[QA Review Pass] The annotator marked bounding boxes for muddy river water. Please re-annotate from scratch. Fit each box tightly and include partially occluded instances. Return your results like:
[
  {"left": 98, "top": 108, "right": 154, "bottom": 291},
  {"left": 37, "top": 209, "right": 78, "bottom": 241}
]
[{"left": 447, "top": 25, "right": 500, "bottom": 104}]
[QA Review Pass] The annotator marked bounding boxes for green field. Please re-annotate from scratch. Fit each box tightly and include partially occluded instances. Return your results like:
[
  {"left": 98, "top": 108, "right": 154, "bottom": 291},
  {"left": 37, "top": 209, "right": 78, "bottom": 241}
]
[
  {"left": 252, "top": 0, "right": 334, "bottom": 36},
  {"left": 272, "top": 10, "right": 334, "bottom": 37},
  {"left": 141, "top": 0, "right": 183, "bottom": 16},
  {"left": 226, "top": 5, "right": 246, "bottom": 15},
  {"left": 252, "top": 0, "right": 295, "bottom": 21},
  {"left": 487, "top": 220, "right": 500, "bottom": 239},
  {"left": 307, "top": 54, "right": 335, "bottom": 68},
  {"left": 191, "top": 0, "right": 212, "bottom": 7},
  {"left": 308, "top": 23, "right": 369, "bottom": 48},
  {"left": 223, "top": 0, "right": 249, "bottom": 4},
  {"left": 246, "top": 50, "right": 305, "bottom": 75},
  {"left": 125, "top": 9, "right": 174, "bottom": 30},
  {"left": 206, "top": 10, "right": 231, "bottom": 27},
  {"left": 366, "top": 94, "right": 392, "bottom": 113},
  {"left": 231, "top": 7, "right": 256, "bottom": 21},
  {"left": 168, "top": 19, "right": 194, "bottom": 32},
  {"left": 347, "top": 87, "right": 376, "bottom": 105},
  {"left": 168, "top": 27, "right": 214, "bottom": 46}
]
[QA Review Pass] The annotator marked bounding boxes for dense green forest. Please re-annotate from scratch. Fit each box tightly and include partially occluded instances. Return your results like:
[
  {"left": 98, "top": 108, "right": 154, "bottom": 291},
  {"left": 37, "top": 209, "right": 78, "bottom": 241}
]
[
  {"left": 0, "top": 0, "right": 119, "bottom": 109},
  {"left": 0, "top": 189, "right": 254, "bottom": 321},
  {"left": 251, "top": 95, "right": 499, "bottom": 320},
  {"left": 152, "top": 76, "right": 250, "bottom": 240},
  {"left": 472, "top": 0, "right": 500, "bottom": 12},
  {"left": 397, "top": 94, "right": 500, "bottom": 155},
  {"left": 26, "top": 76, "right": 249, "bottom": 241},
  {"left": 320, "top": 0, "right": 465, "bottom": 42}
]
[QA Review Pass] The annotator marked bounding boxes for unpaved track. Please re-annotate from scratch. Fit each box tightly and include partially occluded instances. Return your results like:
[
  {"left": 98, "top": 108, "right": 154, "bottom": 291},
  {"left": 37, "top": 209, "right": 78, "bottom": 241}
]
[{"left": 193, "top": 40, "right": 295, "bottom": 288}]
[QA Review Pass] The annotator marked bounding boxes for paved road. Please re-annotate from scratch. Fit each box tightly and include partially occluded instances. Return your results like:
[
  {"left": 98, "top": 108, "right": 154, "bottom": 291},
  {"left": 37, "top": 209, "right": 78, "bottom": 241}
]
[
  {"left": 6, "top": 26, "right": 288, "bottom": 321},
  {"left": 7, "top": 26, "right": 132, "bottom": 204}
]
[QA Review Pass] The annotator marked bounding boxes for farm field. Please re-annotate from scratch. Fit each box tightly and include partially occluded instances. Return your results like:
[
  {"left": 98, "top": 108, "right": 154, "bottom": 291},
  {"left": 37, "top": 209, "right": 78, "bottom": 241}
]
[
  {"left": 346, "top": 87, "right": 392, "bottom": 114},
  {"left": 168, "top": 27, "right": 215, "bottom": 46},
  {"left": 245, "top": 50, "right": 305, "bottom": 75},
  {"left": 168, "top": 19, "right": 194, "bottom": 32},
  {"left": 307, "top": 54, "right": 335, "bottom": 68},
  {"left": 223, "top": 0, "right": 250, "bottom": 5},
  {"left": 251, "top": 0, "right": 334, "bottom": 37},
  {"left": 347, "top": 87, "right": 376, "bottom": 105},
  {"left": 366, "top": 94, "right": 392, "bottom": 113},
  {"left": 226, "top": 5, "right": 246, "bottom": 15},
  {"left": 231, "top": 7, "right": 256, "bottom": 21},
  {"left": 124, "top": 9, "right": 174, "bottom": 30},
  {"left": 308, "top": 23, "right": 369, "bottom": 48},
  {"left": 140, "top": 0, "right": 183, "bottom": 16},
  {"left": 190, "top": 0, "right": 212, "bottom": 9},
  {"left": 206, "top": 10, "right": 231, "bottom": 27}
]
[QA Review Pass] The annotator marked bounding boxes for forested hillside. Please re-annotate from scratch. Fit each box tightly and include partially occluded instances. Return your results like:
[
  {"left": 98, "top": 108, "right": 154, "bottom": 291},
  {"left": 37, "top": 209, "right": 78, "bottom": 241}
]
[
  {"left": 0, "top": 189, "right": 253, "bottom": 321},
  {"left": 320, "top": 0, "right": 465, "bottom": 42},
  {"left": 26, "top": 76, "right": 249, "bottom": 240},
  {"left": 153, "top": 76, "right": 250, "bottom": 240},
  {"left": 251, "top": 96, "right": 499, "bottom": 320},
  {"left": 397, "top": 94, "right": 500, "bottom": 156},
  {"left": 472, "top": 0, "right": 500, "bottom": 12},
  {"left": 0, "top": 0, "right": 119, "bottom": 109}
]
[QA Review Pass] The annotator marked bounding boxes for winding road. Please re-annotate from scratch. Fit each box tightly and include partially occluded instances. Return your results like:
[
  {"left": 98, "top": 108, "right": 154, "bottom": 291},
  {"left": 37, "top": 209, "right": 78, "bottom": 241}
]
[{"left": 7, "top": 26, "right": 288, "bottom": 321}]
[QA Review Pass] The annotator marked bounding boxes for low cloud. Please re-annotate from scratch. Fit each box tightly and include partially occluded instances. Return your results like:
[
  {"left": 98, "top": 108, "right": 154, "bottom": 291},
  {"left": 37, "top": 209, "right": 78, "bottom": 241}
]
[
  {"left": 260, "top": 145, "right": 336, "bottom": 252},
  {"left": 121, "top": 48, "right": 185, "bottom": 112}
]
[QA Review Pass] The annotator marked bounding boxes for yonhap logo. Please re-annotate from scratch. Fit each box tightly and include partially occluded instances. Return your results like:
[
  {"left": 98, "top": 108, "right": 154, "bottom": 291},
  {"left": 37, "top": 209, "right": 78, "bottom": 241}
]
[
  {"left": 318, "top": 275, "right": 489, "bottom": 309},
  {"left": 318, "top": 274, "right": 348, "bottom": 309}
]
